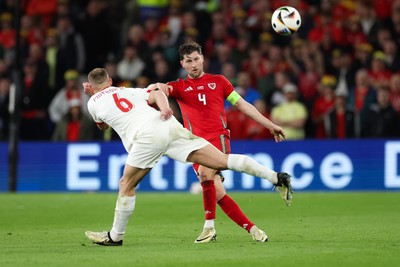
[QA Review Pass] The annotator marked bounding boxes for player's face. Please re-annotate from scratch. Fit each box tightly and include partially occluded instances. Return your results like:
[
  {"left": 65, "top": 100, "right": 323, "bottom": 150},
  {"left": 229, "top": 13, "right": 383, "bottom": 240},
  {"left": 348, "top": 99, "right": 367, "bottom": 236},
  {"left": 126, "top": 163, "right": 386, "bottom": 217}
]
[{"left": 180, "top": 52, "right": 204, "bottom": 79}]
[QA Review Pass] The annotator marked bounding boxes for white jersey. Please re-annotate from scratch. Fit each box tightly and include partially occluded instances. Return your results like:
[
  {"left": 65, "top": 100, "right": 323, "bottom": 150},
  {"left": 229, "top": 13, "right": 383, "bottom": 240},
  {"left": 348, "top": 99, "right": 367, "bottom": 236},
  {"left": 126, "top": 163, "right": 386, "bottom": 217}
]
[
  {"left": 87, "top": 86, "right": 208, "bottom": 168},
  {"left": 88, "top": 86, "right": 161, "bottom": 151}
]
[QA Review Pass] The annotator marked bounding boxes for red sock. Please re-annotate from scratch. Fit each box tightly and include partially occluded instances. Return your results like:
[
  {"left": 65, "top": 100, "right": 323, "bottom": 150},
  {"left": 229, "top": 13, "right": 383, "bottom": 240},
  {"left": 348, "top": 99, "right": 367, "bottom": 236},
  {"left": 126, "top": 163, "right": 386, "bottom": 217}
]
[
  {"left": 218, "top": 194, "right": 254, "bottom": 232},
  {"left": 201, "top": 180, "right": 216, "bottom": 220}
]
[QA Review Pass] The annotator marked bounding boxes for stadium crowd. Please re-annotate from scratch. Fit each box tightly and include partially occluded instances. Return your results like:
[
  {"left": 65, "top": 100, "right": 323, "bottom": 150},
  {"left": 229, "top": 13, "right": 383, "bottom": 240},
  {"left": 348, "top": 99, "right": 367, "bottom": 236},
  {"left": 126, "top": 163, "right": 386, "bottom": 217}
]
[{"left": 0, "top": 0, "right": 399, "bottom": 142}]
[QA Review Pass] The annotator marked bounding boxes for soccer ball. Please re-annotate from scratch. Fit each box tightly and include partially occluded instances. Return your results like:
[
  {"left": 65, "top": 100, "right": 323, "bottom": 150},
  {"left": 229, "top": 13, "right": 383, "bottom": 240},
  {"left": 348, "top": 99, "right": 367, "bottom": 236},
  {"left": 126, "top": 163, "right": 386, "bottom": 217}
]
[{"left": 271, "top": 6, "right": 301, "bottom": 35}]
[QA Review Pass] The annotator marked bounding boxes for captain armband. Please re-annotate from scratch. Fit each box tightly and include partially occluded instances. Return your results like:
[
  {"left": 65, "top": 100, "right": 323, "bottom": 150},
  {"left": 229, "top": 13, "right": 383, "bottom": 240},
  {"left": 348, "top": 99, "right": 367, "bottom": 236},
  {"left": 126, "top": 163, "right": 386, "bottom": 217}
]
[{"left": 226, "top": 91, "right": 242, "bottom": 105}]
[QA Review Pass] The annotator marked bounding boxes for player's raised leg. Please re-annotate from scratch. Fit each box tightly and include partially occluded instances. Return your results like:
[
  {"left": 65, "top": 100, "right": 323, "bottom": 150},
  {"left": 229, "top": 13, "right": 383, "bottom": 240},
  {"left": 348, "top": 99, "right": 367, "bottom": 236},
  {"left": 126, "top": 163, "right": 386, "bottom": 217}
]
[{"left": 187, "top": 144, "right": 293, "bottom": 205}]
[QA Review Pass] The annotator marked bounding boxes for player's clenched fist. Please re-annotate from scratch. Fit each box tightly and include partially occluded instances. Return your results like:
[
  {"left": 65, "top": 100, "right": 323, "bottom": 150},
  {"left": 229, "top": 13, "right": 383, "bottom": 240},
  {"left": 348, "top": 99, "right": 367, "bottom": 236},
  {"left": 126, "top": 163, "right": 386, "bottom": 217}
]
[{"left": 83, "top": 82, "right": 94, "bottom": 96}]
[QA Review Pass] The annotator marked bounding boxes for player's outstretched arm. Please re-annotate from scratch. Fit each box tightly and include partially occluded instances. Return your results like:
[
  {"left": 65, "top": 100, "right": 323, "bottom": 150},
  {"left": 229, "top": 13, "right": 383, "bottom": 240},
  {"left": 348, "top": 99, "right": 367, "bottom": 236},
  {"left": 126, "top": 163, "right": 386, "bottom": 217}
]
[
  {"left": 147, "top": 82, "right": 172, "bottom": 96},
  {"left": 148, "top": 89, "right": 173, "bottom": 120},
  {"left": 235, "top": 98, "right": 286, "bottom": 142}
]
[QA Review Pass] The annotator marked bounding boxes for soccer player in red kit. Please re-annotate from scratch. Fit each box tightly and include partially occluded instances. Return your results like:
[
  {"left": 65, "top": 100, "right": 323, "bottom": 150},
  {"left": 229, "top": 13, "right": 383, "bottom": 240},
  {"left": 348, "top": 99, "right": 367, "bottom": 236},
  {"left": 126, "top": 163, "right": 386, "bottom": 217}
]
[{"left": 162, "top": 41, "right": 292, "bottom": 243}]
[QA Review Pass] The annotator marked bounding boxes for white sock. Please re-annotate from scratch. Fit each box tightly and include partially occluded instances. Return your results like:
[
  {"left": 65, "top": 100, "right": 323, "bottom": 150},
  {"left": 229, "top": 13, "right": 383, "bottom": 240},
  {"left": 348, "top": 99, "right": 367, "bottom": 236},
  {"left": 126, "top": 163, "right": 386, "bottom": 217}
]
[
  {"left": 204, "top": 219, "right": 215, "bottom": 229},
  {"left": 249, "top": 225, "right": 258, "bottom": 235},
  {"left": 110, "top": 194, "right": 136, "bottom": 242},
  {"left": 227, "top": 154, "right": 278, "bottom": 184}
]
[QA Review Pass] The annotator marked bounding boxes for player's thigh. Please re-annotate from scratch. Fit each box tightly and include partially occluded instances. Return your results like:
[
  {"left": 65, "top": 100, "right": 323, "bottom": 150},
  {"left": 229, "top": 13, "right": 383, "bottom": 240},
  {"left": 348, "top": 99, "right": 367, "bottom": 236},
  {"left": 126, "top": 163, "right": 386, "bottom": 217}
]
[{"left": 187, "top": 144, "right": 228, "bottom": 170}]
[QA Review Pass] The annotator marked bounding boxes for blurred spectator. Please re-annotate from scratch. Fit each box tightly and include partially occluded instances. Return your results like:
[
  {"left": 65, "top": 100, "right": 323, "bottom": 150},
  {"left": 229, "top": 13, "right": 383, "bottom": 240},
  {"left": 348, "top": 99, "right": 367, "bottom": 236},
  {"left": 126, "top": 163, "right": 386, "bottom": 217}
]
[
  {"left": 325, "top": 90, "right": 357, "bottom": 139},
  {"left": 55, "top": 15, "right": 85, "bottom": 89},
  {"left": 390, "top": 0, "right": 400, "bottom": 45},
  {"left": 226, "top": 105, "right": 248, "bottom": 140},
  {"left": 311, "top": 75, "right": 336, "bottom": 139},
  {"left": 52, "top": 98, "right": 95, "bottom": 141},
  {"left": 241, "top": 45, "right": 269, "bottom": 87},
  {"left": 20, "top": 60, "right": 51, "bottom": 140},
  {"left": 0, "top": 58, "right": 10, "bottom": 77},
  {"left": 143, "top": 16, "right": 161, "bottom": 47},
  {"left": 27, "top": 42, "right": 50, "bottom": 94},
  {"left": 0, "top": 12, "right": 15, "bottom": 55},
  {"left": 234, "top": 71, "right": 261, "bottom": 106},
  {"left": 374, "top": 27, "right": 393, "bottom": 51},
  {"left": 0, "top": 77, "right": 10, "bottom": 140},
  {"left": 297, "top": 56, "right": 321, "bottom": 107},
  {"left": 221, "top": 62, "right": 238, "bottom": 87},
  {"left": 268, "top": 71, "right": 291, "bottom": 107},
  {"left": 348, "top": 68, "right": 377, "bottom": 132},
  {"left": 20, "top": 14, "right": 45, "bottom": 49},
  {"left": 125, "top": 24, "right": 152, "bottom": 63},
  {"left": 389, "top": 73, "right": 400, "bottom": 113},
  {"left": 76, "top": 0, "right": 111, "bottom": 74},
  {"left": 24, "top": 0, "right": 57, "bottom": 27},
  {"left": 44, "top": 28, "right": 58, "bottom": 92},
  {"left": 258, "top": 32, "right": 273, "bottom": 59},
  {"left": 330, "top": 49, "right": 355, "bottom": 96},
  {"left": 356, "top": 0, "right": 381, "bottom": 45},
  {"left": 352, "top": 42, "right": 373, "bottom": 71},
  {"left": 363, "top": 86, "right": 399, "bottom": 137},
  {"left": 381, "top": 38, "right": 400, "bottom": 72},
  {"left": 271, "top": 83, "right": 308, "bottom": 140},
  {"left": 204, "top": 21, "right": 236, "bottom": 58},
  {"left": 368, "top": 50, "right": 392, "bottom": 89},
  {"left": 48, "top": 69, "right": 90, "bottom": 124},
  {"left": 104, "top": 60, "right": 122, "bottom": 87},
  {"left": 176, "top": 11, "right": 199, "bottom": 44},
  {"left": 154, "top": 26, "right": 178, "bottom": 66},
  {"left": 149, "top": 58, "right": 174, "bottom": 83},
  {"left": 345, "top": 14, "right": 367, "bottom": 46},
  {"left": 160, "top": 0, "right": 183, "bottom": 45},
  {"left": 229, "top": 8, "right": 248, "bottom": 39},
  {"left": 209, "top": 43, "right": 232, "bottom": 74},
  {"left": 116, "top": 45, "right": 145, "bottom": 83}
]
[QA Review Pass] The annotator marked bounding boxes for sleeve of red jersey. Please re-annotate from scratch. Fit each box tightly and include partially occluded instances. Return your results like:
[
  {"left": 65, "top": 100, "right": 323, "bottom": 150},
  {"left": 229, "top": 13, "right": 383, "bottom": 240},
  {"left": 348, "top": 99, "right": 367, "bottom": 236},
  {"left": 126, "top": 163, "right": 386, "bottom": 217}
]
[{"left": 219, "top": 75, "right": 235, "bottom": 99}]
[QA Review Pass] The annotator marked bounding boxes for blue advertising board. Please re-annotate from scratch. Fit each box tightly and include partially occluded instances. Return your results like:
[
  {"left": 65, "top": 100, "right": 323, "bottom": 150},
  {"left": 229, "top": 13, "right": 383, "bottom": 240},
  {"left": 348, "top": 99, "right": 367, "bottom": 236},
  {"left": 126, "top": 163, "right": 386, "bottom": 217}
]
[{"left": 0, "top": 140, "right": 399, "bottom": 192}]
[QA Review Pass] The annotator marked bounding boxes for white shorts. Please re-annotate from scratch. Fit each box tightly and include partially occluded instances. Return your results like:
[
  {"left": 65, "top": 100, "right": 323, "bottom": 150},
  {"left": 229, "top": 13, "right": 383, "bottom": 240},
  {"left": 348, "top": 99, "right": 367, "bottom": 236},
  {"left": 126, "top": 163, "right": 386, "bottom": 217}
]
[{"left": 126, "top": 117, "right": 209, "bottom": 169}]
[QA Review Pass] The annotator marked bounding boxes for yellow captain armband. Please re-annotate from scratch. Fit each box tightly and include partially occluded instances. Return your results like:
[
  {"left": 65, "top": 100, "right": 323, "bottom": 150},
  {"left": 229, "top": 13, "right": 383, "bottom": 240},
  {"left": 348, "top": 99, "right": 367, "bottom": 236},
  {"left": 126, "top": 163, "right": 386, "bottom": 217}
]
[{"left": 227, "top": 91, "right": 242, "bottom": 105}]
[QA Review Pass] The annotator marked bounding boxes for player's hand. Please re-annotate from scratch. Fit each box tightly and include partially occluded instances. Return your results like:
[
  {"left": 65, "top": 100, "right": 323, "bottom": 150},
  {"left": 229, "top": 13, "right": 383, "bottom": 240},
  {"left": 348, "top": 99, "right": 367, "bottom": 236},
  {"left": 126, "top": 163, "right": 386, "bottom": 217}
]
[
  {"left": 156, "top": 83, "right": 172, "bottom": 96},
  {"left": 270, "top": 125, "right": 287, "bottom": 143},
  {"left": 83, "top": 82, "right": 94, "bottom": 96},
  {"left": 160, "top": 107, "right": 173, "bottom": 120}
]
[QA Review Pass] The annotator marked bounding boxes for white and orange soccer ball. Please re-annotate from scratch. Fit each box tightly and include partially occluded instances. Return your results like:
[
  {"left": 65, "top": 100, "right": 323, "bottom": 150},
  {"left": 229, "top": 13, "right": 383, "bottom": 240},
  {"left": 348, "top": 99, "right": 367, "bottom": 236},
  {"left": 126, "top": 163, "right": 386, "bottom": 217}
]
[{"left": 271, "top": 6, "right": 301, "bottom": 35}]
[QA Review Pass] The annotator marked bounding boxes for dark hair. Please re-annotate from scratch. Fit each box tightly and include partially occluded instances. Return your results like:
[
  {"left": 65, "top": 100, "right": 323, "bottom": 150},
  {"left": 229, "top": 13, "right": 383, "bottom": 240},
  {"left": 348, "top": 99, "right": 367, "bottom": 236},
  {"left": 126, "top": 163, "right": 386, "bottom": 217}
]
[{"left": 178, "top": 41, "right": 202, "bottom": 60}]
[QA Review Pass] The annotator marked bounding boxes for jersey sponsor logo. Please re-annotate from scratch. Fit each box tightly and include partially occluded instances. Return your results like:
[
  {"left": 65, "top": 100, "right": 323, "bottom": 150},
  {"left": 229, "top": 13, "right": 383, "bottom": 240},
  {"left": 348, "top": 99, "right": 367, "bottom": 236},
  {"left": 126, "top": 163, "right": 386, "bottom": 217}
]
[
  {"left": 207, "top": 83, "right": 216, "bottom": 90},
  {"left": 197, "top": 86, "right": 204, "bottom": 90},
  {"left": 184, "top": 86, "right": 193, "bottom": 92}
]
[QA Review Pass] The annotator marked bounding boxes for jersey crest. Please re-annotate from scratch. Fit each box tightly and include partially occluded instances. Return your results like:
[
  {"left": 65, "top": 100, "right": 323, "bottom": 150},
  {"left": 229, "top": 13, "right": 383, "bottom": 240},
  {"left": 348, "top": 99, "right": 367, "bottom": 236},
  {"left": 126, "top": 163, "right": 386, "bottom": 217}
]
[{"left": 207, "top": 83, "right": 216, "bottom": 90}]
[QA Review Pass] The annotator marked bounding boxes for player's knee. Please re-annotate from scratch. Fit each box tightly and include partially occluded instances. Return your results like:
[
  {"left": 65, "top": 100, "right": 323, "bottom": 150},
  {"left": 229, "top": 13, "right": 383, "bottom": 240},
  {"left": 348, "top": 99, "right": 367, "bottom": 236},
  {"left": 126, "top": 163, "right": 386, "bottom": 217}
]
[{"left": 197, "top": 171, "right": 213, "bottom": 182}]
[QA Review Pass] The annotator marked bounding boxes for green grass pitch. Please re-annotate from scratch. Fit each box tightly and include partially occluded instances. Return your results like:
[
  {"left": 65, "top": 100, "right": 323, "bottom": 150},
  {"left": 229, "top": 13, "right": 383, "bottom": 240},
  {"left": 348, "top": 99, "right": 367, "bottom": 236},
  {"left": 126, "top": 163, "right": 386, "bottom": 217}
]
[{"left": 1, "top": 192, "right": 399, "bottom": 267}]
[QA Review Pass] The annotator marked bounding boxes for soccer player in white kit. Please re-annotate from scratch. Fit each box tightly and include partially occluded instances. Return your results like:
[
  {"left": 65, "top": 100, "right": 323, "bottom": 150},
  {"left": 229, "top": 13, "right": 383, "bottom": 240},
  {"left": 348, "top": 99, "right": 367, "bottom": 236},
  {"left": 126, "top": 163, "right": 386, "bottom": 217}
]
[{"left": 84, "top": 68, "right": 293, "bottom": 246}]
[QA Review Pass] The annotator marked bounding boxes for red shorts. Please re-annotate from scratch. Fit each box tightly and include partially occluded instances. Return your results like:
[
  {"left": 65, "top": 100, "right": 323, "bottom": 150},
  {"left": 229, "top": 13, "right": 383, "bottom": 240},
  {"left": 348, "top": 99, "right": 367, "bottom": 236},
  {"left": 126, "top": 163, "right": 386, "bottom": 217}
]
[{"left": 193, "top": 134, "right": 231, "bottom": 173}]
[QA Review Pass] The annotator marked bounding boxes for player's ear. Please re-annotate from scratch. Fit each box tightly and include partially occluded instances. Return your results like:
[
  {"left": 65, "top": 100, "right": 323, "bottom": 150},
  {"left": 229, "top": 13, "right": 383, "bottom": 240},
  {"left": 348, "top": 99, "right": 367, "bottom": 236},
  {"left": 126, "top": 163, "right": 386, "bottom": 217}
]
[{"left": 109, "top": 77, "right": 113, "bottom": 85}]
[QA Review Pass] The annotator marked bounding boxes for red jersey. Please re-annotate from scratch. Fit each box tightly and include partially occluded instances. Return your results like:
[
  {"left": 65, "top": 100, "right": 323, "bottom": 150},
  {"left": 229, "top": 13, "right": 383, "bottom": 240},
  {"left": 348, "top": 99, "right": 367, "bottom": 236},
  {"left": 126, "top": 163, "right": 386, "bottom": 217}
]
[{"left": 168, "top": 73, "right": 234, "bottom": 140}]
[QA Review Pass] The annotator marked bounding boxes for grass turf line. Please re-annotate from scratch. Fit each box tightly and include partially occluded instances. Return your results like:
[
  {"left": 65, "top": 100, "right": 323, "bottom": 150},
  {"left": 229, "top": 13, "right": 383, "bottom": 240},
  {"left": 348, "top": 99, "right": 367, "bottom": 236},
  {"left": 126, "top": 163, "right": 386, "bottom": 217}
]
[{"left": 0, "top": 192, "right": 399, "bottom": 267}]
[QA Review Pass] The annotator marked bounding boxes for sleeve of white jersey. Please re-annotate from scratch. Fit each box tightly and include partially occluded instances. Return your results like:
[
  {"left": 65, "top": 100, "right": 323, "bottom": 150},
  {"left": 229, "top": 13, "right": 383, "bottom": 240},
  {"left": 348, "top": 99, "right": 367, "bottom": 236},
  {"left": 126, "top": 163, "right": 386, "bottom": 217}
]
[{"left": 87, "top": 100, "right": 102, "bottom": 123}]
